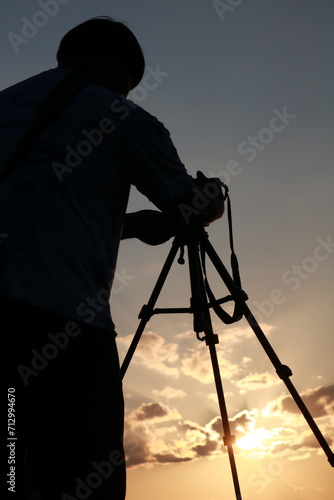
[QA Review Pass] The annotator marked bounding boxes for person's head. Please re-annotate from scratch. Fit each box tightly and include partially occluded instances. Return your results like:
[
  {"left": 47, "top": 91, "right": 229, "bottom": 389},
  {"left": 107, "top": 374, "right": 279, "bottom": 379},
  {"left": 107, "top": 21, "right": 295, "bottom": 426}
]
[{"left": 56, "top": 17, "right": 145, "bottom": 96}]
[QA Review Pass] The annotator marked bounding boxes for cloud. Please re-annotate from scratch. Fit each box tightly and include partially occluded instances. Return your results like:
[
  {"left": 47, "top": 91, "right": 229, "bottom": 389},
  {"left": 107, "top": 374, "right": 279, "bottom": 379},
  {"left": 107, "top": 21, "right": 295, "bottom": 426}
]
[
  {"left": 269, "top": 428, "right": 329, "bottom": 460},
  {"left": 119, "top": 322, "right": 276, "bottom": 384},
  {"left": 119, "top": 331, "right": 180, "bottom": 378},
  {"left": 230, "top": 410, "right": 256, "bottom": 433},
  {"left": 154, "top": 453, "right": 193, "bottom": 464},
  {"left": 152, "top": 386, "right": 187, "bottom": 400},
  {"left": 207, "top": 415, "right": 226, "bottom": 440},
  {"left": 124, "top": 401, "right": 183, "bottom": 468},
  {"left": 192, "top": 437, "right": 218, "bottom": 457},
  {"left": 124, "top": 422, "right": 153, "bottom": 468},
  {"left": 209, "top": 410, "right": 263, "bottom": 443},
  {"left": 133, "top": 402, "right": 169, "bottom": 421},
  {"left": 124, "top": 404, "right": 221, "bottom": 469},
  {"left": 209, "top": 322, "right": 275, "bottom": 351},
  {"left": 180, "top": 420, "right": 219, "bottom": 458},
  {"left": 280, "top": 384, "right": 334, "bottom": 418},
  {"left": 237, "top": 385, "right": 334, "bottom": 459},
  {"left": 181, "top": 344, "right": 241, "bottom": 383},
  {"left": 208, "top": 390, "right": 234, "bottom": 403},
  {"left": 130, "top": 401, "right": 182, "bottom": 423},
  {"left": 181, "top": 347, "right": 214, "bottom": 383},
  {"left": 235, "top": 372, "right": 281, "bottom": 392},
  {"left": 175, "top": 324, "right": 275, "bottom": 354},
  {"left": 124, "top": 384, "right": 334, "bottom": 469}
]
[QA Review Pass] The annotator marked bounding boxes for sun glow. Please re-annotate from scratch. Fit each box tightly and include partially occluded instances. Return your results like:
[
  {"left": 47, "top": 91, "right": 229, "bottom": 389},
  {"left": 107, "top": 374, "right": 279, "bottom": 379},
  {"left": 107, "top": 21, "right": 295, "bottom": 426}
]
[{"left": 236, "top": 428, "right": 272, "bottom": 450}]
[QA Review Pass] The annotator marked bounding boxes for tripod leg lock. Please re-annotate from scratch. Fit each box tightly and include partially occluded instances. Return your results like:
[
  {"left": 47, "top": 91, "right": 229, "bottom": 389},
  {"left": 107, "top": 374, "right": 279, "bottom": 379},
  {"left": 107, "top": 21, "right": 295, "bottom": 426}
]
[
  {"left": 276, "top": 364, "right": 293, "bottom": 379},
  {"left": 223, "top": 434, "right": 236, "bottom": 447},
  {"left": 138, "top": 304, "right": 153, "bottom": 322},
  {"left": 205, "top": 333, "right": 219, "bottom": 346}
]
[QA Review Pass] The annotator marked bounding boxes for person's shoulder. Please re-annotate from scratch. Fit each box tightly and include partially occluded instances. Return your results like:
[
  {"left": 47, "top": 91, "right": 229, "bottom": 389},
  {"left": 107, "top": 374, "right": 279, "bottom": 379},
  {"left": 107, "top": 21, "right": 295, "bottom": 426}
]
[
  {"left": 1, "top": 68, "right": 67, "bottom": 93},
  {"left": 0, "top": 68, "right": 69, "bottom": 102},
  {"left": 77, "top": 86, "right": 166, "bottom": 130},
  {"left": 119, "top": 96, "right": 170, "bottom": 136},
  {"left": 77, "top": 85, "right": 142, "bottom": 115}
]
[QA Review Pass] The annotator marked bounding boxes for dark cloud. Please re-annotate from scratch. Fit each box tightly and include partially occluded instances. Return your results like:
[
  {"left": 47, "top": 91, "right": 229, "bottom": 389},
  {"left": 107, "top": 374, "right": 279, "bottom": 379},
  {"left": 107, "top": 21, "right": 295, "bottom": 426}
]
[
  {"left": 208, "top": 416, "right": 225, "bottom": 440},
  {"left": 124, "top": 422, "right": 153, "bottom": 468},
  {"left": 281, "top": 384, "right": 334, "bottom": 418},
  {"left": 206, "top": 411, "right": 256, "bottom": 443},
  {"left": 193, "top": 438, "right": 218, "bottom": 457},
  {"left": 230, "top": 410, "right": 254, "bottom": 430},
  {"left": 134, "top": 402, "right": 169, "bottom": 421},
  {"left": 125, "top": 410, "right": 224, "bottom": 469},
  {"left": 154, "top": 453, "right": 192, "bottom": 464},
  {"left": 270, "top": 431, "right": 331, "bottom": 456}
]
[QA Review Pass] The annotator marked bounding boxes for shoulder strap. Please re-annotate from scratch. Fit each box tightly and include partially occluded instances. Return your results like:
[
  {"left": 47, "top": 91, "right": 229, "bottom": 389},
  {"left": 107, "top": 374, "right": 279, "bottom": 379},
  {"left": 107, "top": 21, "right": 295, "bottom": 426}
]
[
  {"left": 200, "top": 187, "right": 245, "bottom": 324},
  {"left": 0, "top": 67, "right": 92, "bottom": 187}
]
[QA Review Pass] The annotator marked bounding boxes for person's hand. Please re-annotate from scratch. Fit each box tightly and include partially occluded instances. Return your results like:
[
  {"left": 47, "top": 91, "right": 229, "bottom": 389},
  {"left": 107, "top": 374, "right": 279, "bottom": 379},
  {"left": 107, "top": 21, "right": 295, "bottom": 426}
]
[
  {"left": 158, "top": 171, "right": 225, "bottom": 229},
  {"left": 122, "top": 210, "right": 175, "bottom": 245},
  {"left": 191, "top": 171, "right": 225, "bottom": 225}
]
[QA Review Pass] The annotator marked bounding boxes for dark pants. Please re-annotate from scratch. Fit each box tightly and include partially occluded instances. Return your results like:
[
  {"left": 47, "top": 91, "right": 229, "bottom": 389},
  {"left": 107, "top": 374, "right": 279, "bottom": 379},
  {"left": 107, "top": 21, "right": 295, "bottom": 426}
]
[{"left": 2, "top": 298, "right": 126, "bottom": 500}]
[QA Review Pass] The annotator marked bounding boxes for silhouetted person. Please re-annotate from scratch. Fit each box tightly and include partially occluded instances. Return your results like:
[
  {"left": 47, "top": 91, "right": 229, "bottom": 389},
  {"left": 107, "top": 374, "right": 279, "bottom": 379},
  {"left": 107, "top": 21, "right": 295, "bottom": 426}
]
[{"left": 1, "top": 17, "right": 223, "bottom": 500}]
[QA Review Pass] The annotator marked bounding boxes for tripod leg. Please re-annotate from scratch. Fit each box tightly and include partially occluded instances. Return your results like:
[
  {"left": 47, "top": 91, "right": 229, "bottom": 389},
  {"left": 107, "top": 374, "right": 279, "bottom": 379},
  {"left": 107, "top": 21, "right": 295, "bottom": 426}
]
[
  {"left": 208, "top": 342, "right": 243, "bottom": 500},
  {"left": 186, "top": 238, "right": 243, "bottom": 499},
  {"left": 203, "top": 235, "right": 334, "bottom": 467},
  {"left": 121, "top": 237, "right": 181, "bottom": 378},
  {"left": 243, "top": 304, "right": 334, "bottom": 466}
]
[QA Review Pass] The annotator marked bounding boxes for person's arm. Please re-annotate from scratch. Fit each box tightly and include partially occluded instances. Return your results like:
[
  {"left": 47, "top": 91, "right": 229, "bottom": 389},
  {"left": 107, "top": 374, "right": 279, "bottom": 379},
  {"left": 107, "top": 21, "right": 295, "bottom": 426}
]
[
  {"left": 114, "top": 104, "right": 224, "bottom": 244},
  {"left": 121, "top": 172, "right": 225, "bottom": 245},
  {"left": 121, "top": 210, "right": 174, "bottom": 245}
]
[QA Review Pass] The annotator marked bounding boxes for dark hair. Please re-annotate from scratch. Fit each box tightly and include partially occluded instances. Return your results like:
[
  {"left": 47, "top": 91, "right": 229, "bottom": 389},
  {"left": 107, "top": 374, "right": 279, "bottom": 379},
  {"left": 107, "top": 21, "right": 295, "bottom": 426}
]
[{"left": 56, "top": 17, "right": 145, "bottom": 90}]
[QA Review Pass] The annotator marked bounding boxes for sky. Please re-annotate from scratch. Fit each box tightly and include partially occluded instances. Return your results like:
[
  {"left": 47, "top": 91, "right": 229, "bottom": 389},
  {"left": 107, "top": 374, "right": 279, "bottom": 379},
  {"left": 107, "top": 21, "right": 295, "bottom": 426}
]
[{"left": 1, "top": 0, "right": 333, "bottom": 499}]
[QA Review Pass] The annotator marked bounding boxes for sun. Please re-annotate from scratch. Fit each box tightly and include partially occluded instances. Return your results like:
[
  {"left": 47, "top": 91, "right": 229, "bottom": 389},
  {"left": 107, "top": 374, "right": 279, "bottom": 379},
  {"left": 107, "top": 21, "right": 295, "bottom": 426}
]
[
  {"left": 236, "top": 428, "right": 271, "bottom": 450},
  {"left": 237, "top": 433, "right": 262, "bottom": 450}
]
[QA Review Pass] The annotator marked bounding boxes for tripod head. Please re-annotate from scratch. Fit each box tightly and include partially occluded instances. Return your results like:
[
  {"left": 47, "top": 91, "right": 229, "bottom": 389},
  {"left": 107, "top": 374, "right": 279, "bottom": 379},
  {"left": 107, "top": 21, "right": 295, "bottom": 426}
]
[{"left": 186, "top": 170, "right": 228, "bottom": 226}]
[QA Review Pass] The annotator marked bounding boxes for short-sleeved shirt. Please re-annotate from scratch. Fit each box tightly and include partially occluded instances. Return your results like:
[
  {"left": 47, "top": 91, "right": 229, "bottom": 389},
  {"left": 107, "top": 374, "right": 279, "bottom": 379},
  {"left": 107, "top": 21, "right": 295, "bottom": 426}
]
[{"left": 0, "top": 68, "right": 192, "bottom": 331}]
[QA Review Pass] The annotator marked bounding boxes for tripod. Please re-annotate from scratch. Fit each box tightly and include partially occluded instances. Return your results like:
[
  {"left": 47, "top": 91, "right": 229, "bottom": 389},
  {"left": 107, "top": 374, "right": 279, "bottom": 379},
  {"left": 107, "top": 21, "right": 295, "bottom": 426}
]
[{"left": 121, "top": 226, "right": 334, "bottom": 500}]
